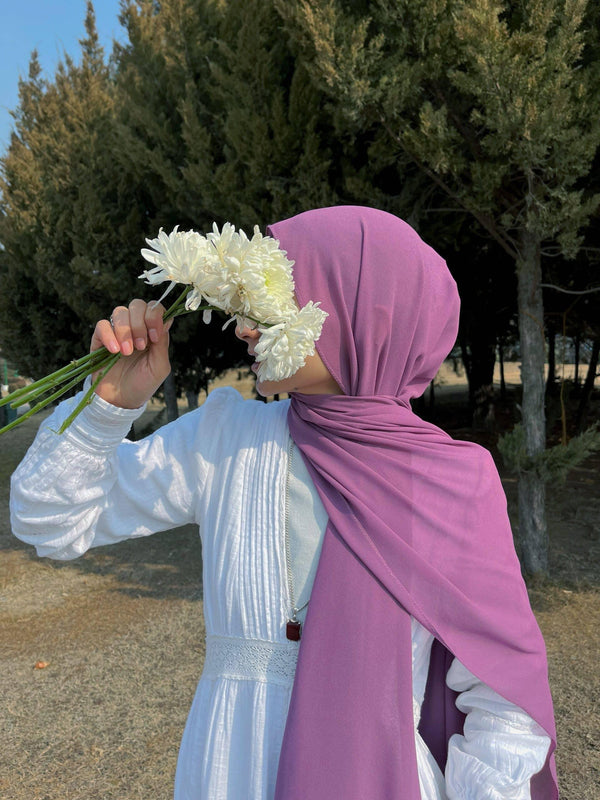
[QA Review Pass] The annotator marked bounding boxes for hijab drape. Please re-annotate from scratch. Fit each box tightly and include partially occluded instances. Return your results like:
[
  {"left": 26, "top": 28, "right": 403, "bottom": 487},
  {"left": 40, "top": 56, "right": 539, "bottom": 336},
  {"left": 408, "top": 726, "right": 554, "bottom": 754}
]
[{"left": 269, "top": 207, "right": 557, "bottom": 799}]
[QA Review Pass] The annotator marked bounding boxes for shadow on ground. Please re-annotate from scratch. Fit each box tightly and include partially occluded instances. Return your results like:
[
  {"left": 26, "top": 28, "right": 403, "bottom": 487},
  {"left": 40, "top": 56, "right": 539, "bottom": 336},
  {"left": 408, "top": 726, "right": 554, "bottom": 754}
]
[
  {"left": 19, "top": 524, "right": 204, "bottom": 601},
  {"left": 0, "top": 405, "right": 204, "bottom": 604}
]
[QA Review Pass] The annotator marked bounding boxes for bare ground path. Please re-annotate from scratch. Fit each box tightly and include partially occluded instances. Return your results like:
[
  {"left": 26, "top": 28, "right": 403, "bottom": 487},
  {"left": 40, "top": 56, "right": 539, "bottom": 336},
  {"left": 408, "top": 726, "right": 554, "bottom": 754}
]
[{"left": 1, "top": 378, "right": 599, "bottom": 799}]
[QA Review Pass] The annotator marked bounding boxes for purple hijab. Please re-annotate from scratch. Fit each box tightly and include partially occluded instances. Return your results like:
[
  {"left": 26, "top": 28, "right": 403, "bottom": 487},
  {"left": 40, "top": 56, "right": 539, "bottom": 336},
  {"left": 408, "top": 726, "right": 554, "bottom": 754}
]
[{"left": 268, "top": 207, "right": 557, "bottom": 799}]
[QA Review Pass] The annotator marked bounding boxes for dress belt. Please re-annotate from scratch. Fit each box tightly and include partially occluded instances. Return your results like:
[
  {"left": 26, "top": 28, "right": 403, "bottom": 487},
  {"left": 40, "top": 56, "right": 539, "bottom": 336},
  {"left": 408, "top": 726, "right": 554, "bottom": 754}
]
[
  {"left": 202, "top": 634, "right": 300, "bottom": 687},
  {"left": 203, "top": 636, "right": 421, "bottom": 724}
]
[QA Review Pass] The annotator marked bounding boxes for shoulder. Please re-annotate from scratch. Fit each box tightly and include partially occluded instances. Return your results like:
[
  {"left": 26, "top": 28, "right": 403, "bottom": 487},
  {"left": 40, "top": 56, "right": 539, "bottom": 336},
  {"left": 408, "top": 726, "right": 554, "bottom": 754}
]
[
  {"left": 199, "top": 387, "right": 289, "bottom": 423},
  {"left": 197, "top": 385, "right": 246, "bottom": 419},
  {"left": 185, "top": 387, "right": 290, "bottom": 450},
  {"left": 447, "top": 436, "right": 503, "bottom": 495},
  {"left": 421, "top": 418, "right": 499, "bottom": 474}
]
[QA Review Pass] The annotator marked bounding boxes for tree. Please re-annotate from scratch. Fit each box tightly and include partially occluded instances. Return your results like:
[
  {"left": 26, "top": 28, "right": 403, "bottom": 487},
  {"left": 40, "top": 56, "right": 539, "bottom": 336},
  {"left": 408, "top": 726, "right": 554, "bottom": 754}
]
[
  {"left": 280, "top": 0, "right": 600, "bottom": 574},
  {"left": 113, "top": 0, "right": 355, "bottom": 410},
  {"left": 116, "top": 0, "right": 348, "bottom": 230},
  {"left": 0, "top": 1, "right": 248, "bottom": 414},
  {"left": 0, "top": 4, "right": 143, "bottom": 378}
]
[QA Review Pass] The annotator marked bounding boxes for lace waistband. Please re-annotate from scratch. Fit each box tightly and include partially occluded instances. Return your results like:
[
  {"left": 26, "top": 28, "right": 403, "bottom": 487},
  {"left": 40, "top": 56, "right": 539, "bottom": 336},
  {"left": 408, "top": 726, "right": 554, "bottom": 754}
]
[{"left": 202, "top": 634, "right": 299, "bottom": 686}]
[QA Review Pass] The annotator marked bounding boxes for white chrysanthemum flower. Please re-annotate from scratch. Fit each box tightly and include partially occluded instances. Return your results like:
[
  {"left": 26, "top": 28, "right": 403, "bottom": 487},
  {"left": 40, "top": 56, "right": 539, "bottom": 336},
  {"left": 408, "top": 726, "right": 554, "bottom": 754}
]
[
  {"left": 138, "top": 222, "right": 326, "bottom": 384},
  {"left": 184, "top": 287, "right": 205, "bottom": 311},
  {"left": 198, "top": 223, "right": 248, "bottom": 314},
  {"left": 240, "top": 227, "right": 297, "bottom": 321},
  {"left": 254, "top": 302, "right": 328, "bottom": 381},
  {"left": 202, "top": 224, "right": 296, "bottom": 321},
  {"left": 140, "top": 226, "right": 209, "bottom": 285},
  {"left": 140, "top": 223, "right": 296, "bottom": 321}
]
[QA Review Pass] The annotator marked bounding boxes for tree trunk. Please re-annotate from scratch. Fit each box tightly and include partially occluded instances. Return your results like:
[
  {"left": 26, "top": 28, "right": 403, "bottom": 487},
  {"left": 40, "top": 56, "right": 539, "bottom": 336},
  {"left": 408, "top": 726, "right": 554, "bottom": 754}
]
[
  {"left": 469, "top": 339, "right": 496, "bottom": 396},
  {"left": 163, "top": 371, "right": 179, "bottom": 423},
  {"left": 186, "top": 389, "right": 199, "bottom": 410},
  {"left": 460, "top": 328, "right": 496, "bottom": 423},
  {"left": 573, "top": 334, "right": 580, "bottom": 388},
  {"left": 498, "top": 339, "right": 506, "bottom": 400},
  {"left": 546, "top": 326, "right": 556, "bottom": 395},
  {"left": 516, "top": 231, "right": 548, "bottom": 575},
  {"left": 458, "top": 335, "right": 472, "bottom": 402},
  {"left": 575, "top": 336, "right": 600, "bottom": 433},
  {"left": 470, "top": 341, "right": 495, "bottom": 430}
]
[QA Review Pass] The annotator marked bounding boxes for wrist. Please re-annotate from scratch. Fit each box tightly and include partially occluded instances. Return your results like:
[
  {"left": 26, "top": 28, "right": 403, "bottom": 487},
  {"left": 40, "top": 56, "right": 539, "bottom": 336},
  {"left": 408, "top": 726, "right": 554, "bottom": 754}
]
[
  {"left": 88, "top": 391, "right": 147, "bottom": 417},
  {"left": 84, "top": 375, "right": 149, "bottom": 411},
  {"left": 94, "top": 388, "right": 148, "bottom": 410},
  {"left": 61, "top": 387, "right": 147, "bottom": 451}
]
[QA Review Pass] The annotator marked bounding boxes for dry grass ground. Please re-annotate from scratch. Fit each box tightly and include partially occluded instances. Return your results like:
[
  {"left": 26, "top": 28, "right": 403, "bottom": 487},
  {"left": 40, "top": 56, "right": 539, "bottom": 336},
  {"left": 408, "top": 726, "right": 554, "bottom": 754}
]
[{"left": 1, "top": 371, "right": 599, "bottom": 799}]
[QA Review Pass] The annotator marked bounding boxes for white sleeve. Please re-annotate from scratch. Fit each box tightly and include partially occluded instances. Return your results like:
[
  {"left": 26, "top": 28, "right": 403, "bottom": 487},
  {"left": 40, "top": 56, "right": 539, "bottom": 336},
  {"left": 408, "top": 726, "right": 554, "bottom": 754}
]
[
  {"left": 10, "top": 387, "right": 237, "bottom": 560},
  {"left": 445, "top": 659, "right": 551, "bottom": 800}
]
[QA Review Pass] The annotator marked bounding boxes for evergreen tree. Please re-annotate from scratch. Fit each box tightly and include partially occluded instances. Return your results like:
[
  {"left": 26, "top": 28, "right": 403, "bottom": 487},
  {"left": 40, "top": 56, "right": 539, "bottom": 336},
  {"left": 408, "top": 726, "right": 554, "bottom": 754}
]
[
  {"left": 200, "top": 0, "right": 341, "bottom": 228},
  {"left": 114, "top": 0, "right": 353, "bottom": 406},
  {"left": 0, "top": 3, "right": 143, "bottom": 378},
  {"left": 281, "top": 0, "right": 600, "bottom": 574},
  {"left": 0, "top": 1, "right": 244, "bottom": 412},
  {"left": 116, "top": 0, "right": 345, "bottom": 229}
]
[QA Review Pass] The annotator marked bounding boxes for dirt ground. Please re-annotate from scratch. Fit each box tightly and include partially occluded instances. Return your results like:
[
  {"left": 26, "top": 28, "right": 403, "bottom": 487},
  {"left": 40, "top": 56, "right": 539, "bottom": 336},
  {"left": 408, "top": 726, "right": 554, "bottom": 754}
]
[{"left": 1, "top": 369, "right": 599, "bottom": 799}]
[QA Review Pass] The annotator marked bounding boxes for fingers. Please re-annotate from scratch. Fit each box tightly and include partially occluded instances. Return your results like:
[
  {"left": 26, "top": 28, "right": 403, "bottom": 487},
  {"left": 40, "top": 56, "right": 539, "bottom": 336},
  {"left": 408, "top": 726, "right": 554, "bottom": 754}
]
[
  {"left": 110, "top": 305, "right": 135, "bottom": 355},
  {"left": 91, "top": 318, "right": 120, "bottom": 354},
  {"left": 144, "top": 300, "right": 168, "bottom": 345},
  {"left": 90, "top": 300, "right": 169, "bottom": 355},
  {"left": 128, "top": 299, "right": 150, "bottom": 352}
]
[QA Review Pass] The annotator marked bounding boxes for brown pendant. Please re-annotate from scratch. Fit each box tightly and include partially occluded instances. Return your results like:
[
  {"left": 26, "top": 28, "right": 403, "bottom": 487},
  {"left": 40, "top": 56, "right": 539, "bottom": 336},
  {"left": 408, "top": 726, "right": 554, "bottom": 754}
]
[{"left": 286, "top": 619, "right": 302, "bottom": 641}]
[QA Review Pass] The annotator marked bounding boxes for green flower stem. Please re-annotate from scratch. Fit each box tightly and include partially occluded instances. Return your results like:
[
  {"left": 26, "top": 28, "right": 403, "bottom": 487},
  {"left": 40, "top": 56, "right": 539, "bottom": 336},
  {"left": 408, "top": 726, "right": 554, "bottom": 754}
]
[
  {"left": 57, "top": 354, "right": 120, "bottom": 434},
  {"left": 0, "top": 349, "right": 110, "bottom": 409},
  {"left": 0, "top": 353, "right": 116, "bottom": 437},
  {"left": 162, "top": 286, "right": 191, "bottom": 320},
  {"left": 0, "top": 286, "right": 211, "bottom": 437},
  {"left": 3, "top": 355, "right": 110, "bottom": 410}
]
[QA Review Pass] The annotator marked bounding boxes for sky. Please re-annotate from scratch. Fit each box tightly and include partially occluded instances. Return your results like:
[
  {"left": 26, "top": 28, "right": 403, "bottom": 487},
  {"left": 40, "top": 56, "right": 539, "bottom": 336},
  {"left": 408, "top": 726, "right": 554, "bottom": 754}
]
[{"left": 0, "top": 1, "right": 126, "bottom": 151}]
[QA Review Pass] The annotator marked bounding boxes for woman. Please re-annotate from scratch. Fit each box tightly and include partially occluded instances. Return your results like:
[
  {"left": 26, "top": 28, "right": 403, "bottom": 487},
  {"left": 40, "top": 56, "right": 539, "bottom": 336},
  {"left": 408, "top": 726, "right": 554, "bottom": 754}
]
[{"left": 11, "top": 206, "right": 557, "bottom": 799}]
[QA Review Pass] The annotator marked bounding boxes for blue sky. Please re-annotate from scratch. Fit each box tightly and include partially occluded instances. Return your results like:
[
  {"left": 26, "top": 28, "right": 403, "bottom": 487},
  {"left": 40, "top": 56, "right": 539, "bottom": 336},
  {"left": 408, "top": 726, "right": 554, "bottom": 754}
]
[{"left": 0, "top": 1, "right": 125, "bottom": 151}]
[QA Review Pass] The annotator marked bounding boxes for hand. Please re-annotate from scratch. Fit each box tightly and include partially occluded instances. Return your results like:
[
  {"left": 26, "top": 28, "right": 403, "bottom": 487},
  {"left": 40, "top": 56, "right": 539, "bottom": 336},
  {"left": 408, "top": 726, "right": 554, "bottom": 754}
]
[{"left": 91, "top": 299, "right": 172, "bottom": 409}]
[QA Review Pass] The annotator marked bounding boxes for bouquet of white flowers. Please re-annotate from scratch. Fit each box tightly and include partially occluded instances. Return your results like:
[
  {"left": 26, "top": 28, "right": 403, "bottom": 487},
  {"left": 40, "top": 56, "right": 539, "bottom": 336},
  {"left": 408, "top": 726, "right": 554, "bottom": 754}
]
[{"left": 0, "top": 223, "right": 327, "bottom": 437}]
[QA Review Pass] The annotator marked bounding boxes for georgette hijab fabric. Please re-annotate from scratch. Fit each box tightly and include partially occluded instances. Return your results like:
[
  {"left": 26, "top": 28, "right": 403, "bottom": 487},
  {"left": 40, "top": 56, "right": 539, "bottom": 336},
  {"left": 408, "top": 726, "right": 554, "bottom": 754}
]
[{"left": 268, "top": 207, "right": 557, "bottom": 800}]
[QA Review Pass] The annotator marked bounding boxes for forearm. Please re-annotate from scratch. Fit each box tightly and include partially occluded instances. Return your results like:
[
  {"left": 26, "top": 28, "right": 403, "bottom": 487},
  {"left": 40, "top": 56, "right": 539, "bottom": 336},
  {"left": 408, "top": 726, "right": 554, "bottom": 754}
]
[
  {"left": 10, "top": 389, "right": 197, "bottom": 559},
  {"left": 10, "top": 390, "right": 146, "bottom": 558}
]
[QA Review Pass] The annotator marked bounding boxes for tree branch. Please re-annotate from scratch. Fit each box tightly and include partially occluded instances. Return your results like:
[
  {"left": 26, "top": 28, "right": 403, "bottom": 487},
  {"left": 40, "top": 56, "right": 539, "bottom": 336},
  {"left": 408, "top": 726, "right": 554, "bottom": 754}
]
[
  {"left": 540, "top": 283, "right": 600, "bottom": 295},
  {"left": 381, "top": 118, "right": 519, "bottom": 260}
]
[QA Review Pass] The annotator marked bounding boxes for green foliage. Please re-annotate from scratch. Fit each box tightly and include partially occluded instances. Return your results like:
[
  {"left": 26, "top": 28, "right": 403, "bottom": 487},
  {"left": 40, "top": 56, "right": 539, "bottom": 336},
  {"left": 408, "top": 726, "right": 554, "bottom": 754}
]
[
  {"left": 112, "top": 0, "right": 353, "bottom": 391},
  {"left": 115, "top": 0, "right": 346, "bottom": 230},
  {"left": 0, "top": 3, "right": 142, "bottom": 379},
  {"left": 498, "top": 422, "right": 600, "bottom": 480},
  {"left": 0, "top": 0, "right": 359, "bottom": 395},
  {"left": 282, "top": 0, "right": 600, "bottom": 256}
]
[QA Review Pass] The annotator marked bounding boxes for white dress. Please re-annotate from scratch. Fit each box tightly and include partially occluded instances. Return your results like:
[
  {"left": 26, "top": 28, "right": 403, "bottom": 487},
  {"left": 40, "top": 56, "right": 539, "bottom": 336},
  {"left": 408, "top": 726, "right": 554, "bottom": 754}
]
[{"left": 10, "top": 387, "right": 550, "bottom": 800}]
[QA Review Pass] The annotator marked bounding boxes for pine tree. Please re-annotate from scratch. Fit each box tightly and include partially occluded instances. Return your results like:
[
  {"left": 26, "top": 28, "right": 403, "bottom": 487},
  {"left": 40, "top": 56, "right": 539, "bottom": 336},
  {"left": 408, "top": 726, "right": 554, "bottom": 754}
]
[
  {"left": 199, "top": 0, "right": 341, "bottom": 228},
  {"left": 0, "top": 3, "right": 143, "bottom": 378},
  {"left": 114, "top": 0, "right": 352, "bottom": 407},
  {"left": 116, "top": 0, "right": 345, "bottom": 229}
]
